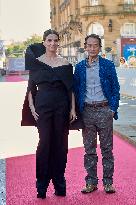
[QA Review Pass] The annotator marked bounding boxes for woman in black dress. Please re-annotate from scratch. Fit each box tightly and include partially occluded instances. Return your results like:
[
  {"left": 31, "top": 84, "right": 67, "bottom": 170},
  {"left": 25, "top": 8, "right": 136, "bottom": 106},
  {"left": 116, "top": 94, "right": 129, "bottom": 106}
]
[{"left": 21, "top": 29, "right": 76, "bottom": 199}]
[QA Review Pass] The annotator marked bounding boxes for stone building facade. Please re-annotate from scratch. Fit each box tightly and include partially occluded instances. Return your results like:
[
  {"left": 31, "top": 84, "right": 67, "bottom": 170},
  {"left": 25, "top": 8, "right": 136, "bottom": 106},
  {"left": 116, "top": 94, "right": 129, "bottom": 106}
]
[{"left": 50, "top": 0, "right": 136, "bottom": 66}]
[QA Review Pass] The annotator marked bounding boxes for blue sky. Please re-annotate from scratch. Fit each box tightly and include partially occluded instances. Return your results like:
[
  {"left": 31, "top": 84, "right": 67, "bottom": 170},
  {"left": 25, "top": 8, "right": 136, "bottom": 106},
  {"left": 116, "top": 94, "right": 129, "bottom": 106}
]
[{"left": 0, "top": 0, "right": 51, "bottom": 41}]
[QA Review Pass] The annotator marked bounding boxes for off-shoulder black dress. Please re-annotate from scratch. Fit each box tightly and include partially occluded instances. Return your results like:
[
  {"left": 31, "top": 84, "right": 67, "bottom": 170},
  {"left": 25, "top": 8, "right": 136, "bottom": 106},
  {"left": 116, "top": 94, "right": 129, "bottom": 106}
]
[{"left": 21, "top": 43, "right": 73, "bottom": 195}]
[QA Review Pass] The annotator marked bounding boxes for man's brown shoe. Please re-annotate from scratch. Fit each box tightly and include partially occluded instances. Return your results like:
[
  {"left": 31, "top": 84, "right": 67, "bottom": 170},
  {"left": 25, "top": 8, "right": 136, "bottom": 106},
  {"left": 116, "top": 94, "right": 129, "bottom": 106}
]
[
  {"left": 104, "top": 184, "right": 115, "bottom": 193},
  {"left": 81, "top": 184, "right": 98, "bottom": 194}
]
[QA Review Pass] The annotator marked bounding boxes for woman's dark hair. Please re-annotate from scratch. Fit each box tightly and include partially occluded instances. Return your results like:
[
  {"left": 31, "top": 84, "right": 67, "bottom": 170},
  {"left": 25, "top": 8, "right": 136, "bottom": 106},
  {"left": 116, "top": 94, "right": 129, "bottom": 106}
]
[
  {"left": 43, "top": 29, "right": 60, "bottom": 41},
  {"left": 84, "top": 34, "right": 102, "bottom": 47}
]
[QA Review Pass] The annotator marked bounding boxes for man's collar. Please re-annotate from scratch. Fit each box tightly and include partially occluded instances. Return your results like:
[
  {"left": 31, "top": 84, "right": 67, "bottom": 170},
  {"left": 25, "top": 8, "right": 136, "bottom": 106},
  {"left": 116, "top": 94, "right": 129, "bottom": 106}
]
[{"left": 86, "top": 55, "right": 99, "bottom": 65}]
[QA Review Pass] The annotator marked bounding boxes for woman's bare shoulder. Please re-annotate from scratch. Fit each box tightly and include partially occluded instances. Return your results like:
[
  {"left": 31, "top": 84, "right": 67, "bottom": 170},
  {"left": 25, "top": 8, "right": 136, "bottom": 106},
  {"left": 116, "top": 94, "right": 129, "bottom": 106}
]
[
  {"left": 37, "top": 54, "right": 45, "bottom": 63},
  {"left": 57, "top": 56, "right": 70, "bottom": 65}
]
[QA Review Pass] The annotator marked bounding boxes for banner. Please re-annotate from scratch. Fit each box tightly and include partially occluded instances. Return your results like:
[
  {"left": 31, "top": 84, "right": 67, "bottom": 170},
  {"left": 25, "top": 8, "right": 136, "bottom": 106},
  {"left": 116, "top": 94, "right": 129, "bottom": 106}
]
[
  {"left": 0, "top": 40, "right": 4, "bottom": 56},
  {"left": 123, "top": 44, "right": 136, "bottom": 67},
  {"left": 117, "top": 68, "right": 136, "bottom": 97},
  {"left": 7, "top": 58, "right": 25, "bottom": 71}
]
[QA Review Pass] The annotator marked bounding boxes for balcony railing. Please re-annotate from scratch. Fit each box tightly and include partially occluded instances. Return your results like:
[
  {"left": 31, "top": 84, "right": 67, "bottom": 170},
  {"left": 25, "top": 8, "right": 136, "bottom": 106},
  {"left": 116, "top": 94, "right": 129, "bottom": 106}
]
[
  {"left": 118, "top": 4, "right": 136, "bottom": 14},
  {"left": 80, "top": 5, "right": 105, "bottom": 16},
  {"left": 50, "top": 7, "right": 56, "bottom": 19},
  {"left": 59, "top": 0, "right": 71, "bottom": 12},
  {"left": 68, "top": 15, "right": 77, "bottom": 23}
]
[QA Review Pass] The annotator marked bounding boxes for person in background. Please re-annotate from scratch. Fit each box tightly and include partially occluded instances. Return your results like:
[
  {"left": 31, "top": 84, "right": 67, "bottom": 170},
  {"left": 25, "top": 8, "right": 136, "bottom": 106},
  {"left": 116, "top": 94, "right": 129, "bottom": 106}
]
[
  {"left": 120, "top": 57, "right": 128, "bottom": 68},
  {"left": 21, "top": 29, "right": 76, "bottom": 199},
  {"left": 74, "top": 34, "right": 120, "bottom": 194},
  {"left": 101, "top": 53, "right": 106, "bottom": 58}
]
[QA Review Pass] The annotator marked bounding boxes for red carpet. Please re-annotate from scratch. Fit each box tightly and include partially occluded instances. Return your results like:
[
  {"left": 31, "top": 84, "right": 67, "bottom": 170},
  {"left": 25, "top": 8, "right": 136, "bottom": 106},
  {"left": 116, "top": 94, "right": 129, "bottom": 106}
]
[
  {"left": 6, "top": 135, "right": 136, "bottom": 205},
  {"left": 5, "top": 75, "right": 24, "bottom": 82},
  {"left": 4, "top": 75, "right": 28, "bottom": 82}
]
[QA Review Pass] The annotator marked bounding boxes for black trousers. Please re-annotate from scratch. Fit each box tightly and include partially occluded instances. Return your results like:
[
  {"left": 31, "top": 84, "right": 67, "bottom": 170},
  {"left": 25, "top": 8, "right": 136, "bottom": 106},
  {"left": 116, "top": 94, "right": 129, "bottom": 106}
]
[{"left": 35, "top": 90, "right": 69, "bottom": 191}]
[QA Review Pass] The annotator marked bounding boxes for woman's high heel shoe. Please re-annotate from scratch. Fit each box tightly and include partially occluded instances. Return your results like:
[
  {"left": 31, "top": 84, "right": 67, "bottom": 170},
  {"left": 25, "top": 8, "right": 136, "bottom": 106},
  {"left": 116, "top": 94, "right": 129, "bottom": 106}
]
[
  {"left": 53, "top": 176, "right": 66, "bottom": 197},
  {"left": 36, "top": 180, "right": 49, "bottom": 199},
  {"left": 37, "top": 190, "right": 46, "bottom": 199},
  {"left": 54, "top": 190, "right": 66, "bottom": 196}
]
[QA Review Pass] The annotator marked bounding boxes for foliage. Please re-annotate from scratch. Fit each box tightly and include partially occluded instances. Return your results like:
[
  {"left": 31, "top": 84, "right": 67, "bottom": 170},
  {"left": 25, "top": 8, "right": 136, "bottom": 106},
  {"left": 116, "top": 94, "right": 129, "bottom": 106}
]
[
  {"left": 6, "top": 43, "right": 26, "bottom": 57},
  {"left": 24, "top": 34, "right": 42, "bottom": 47},
  {"left": 6, "top": 34, "right": 42, "bottom": 57}
]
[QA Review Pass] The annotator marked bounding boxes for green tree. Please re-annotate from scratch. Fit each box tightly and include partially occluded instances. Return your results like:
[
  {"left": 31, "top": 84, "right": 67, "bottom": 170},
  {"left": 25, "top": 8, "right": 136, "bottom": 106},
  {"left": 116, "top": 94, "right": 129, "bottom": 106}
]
[
  {"left": 24, "top": 34, "right": 42, "bottom": 47},
  {"left": 5, "top": 34, "right": 42, "bottom": 57},
  {"left": 6, "top": 43, "right": 26, "bottom": 57}
]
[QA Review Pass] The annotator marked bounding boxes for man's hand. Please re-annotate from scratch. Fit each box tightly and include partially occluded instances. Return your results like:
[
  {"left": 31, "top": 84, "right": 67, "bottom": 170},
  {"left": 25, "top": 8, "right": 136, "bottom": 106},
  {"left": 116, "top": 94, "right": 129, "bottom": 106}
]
[{"left": 111, "top": 111, "right": 115, "bottom": 118}]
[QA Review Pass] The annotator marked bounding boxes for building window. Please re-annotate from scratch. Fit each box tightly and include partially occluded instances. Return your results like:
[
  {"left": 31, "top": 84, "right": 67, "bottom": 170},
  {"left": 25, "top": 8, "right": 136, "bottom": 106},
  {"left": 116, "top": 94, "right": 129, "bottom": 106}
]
[
  {"left": 124, "top": 0, "right": 134, "bottom": 4},
  {"left": 90, "top": 0, "right": 99, "bottom": 6},
  {"left": 121, "top": 23, "right": 136, "bottom": 36},
  {"left": 67, "top": 6, "right": 70, "bottom": 16},
  {"left": 88, "top": 22, "right": 104, "bottom": 37}
]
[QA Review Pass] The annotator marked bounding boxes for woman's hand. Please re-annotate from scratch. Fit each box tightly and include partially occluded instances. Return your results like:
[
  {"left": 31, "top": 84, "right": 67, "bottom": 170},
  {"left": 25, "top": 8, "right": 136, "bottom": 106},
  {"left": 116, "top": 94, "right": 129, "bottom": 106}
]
[
  {"left": 28, "top": 91, "right": 39, "bottom": 121},
  {"left": 69, "top": 108, "right": 76, "bottom": 123},
  {"left": 29, "top": 105, "right": 39, "bottom": 121},
  {"left": 70, "top": 92, "right": 76, "bottom": 123}
]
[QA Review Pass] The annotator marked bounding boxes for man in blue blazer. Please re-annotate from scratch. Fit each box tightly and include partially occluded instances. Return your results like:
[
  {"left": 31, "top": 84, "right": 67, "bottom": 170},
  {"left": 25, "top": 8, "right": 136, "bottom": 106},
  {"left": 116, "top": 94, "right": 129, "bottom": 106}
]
[{"left": 74, "top": 34, "right": 120, "bottom": 194}]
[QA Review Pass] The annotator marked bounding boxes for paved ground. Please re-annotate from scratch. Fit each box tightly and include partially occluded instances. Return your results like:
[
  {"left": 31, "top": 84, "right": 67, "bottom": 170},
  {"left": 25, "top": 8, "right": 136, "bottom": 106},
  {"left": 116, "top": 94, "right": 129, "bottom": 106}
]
[
  {"left": 0, "top": 75, "right": 136, "bottom": 158},
  {"left": 0, "top": 79, "right": 83, "bottom": 205},
  {"left": 114, "top": 96, "right": 136, "bottom": 146},
  {"left": 0, "top": 75, "right": 136, "bottom": 205},
  {"left": 0, "top": 159, "right": 6, "bottom": 205},
  {"left": 0, "top": 81, "right": 84, "bottom": 159}
]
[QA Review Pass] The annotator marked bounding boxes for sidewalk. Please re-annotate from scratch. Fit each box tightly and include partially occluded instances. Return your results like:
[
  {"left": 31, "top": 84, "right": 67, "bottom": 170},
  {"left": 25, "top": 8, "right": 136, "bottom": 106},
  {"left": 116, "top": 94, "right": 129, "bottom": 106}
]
[
  {"left": 0, "top": 79, "right": 136, "bottom": 205},
  {"left": 114, "top": 95, "right": 136, "bottom": 146}
]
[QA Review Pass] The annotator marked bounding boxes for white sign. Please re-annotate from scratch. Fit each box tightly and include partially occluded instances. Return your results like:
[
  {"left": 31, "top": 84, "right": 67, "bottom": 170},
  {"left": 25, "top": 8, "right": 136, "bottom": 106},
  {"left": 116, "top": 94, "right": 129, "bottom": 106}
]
[{"left": 7, "top": 58, "right": 25, "bottom": 71}]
